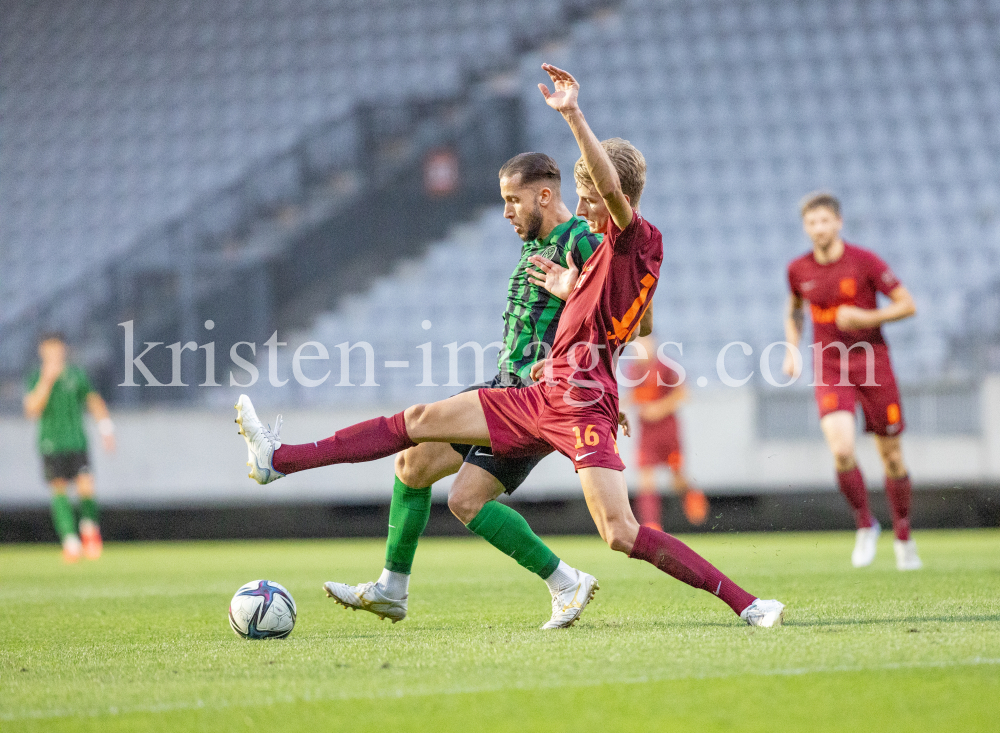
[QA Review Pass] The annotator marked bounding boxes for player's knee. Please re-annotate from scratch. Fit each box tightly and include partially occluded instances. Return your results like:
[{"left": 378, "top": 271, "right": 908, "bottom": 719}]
[
  {"left": 403, "top": 403, "right": 431, "bottom": 437},
  {"left": 447, "top": 489, "right": 484, "bottom": 525},
  {"left": 394, "top": 450, "right": 428, "bottom": 488},
  {"left": 832, "top": 447, "right": 856, "bottom": 470},
  {"left": 883, "top": 452, "right": 906, "bottom": 478}
]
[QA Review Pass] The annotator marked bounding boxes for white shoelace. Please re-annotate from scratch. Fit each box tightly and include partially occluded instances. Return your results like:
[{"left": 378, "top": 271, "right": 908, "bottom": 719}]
[{"left": 264, "top": 415, "right": 283, "bottom": 446}]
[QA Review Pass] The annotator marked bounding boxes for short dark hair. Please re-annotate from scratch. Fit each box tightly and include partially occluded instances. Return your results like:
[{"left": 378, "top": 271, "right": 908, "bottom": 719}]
[
  {"left": 38, "top": 331, "right": 66, "bottom": 345},
  {"left": 499, "top": 152, "right": 561, "bottom": 186},
  {"left": 800, "top": 191, "right": 841, "bottom": 218}
]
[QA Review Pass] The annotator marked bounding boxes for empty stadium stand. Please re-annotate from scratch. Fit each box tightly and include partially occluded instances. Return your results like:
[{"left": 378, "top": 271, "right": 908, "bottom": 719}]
[
  {"left": 0, "top": 0, "right": 605, "bottom": 402},
  {"left": 264, "top": 0, "right": 1000, "bottom": 411},
  {"left": 3, "top": 0, "right": 998, "bottom": 410}
]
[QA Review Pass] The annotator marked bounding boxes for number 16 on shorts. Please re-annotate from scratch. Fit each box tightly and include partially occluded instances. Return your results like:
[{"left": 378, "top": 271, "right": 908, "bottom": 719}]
[
  {"left": 572, "top": 424, "right": 600, "bottom": 449},
  {"left": 571, "top": 424, "right": 619, "bottom": 455}
]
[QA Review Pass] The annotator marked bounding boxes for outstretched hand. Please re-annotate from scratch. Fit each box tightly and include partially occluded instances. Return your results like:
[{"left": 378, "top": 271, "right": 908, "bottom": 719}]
[
  {"left": 538, "top": 63, "right": 580, "bottom": 114},
  {"left": 527, "top": 253, "right": 579, "bottom": 301},
  {"left": 529, "top": 359, "right": 551, "bottom": 383}
]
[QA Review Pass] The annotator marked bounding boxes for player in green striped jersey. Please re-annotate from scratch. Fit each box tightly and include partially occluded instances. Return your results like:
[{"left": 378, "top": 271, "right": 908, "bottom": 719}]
[
  {"left": 499, "top": 215, "right": 597, "bottom": 382},
  {"left": 324, "top": 153, "right": 605, "bottom": 628}
]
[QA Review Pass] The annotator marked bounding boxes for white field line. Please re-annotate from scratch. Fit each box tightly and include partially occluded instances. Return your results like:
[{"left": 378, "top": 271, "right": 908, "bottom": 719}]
[{"left": 4, "top": 656, "right": 999, "bottom": 722}]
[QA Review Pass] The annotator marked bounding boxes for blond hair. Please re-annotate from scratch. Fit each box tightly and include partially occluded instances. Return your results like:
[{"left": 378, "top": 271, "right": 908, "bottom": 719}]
[
  {"left": 800, "top": 191, "right": 841, "bottom": 218},
  {"left": 574, "top": 137, "right": 646, "bottom": 208}
]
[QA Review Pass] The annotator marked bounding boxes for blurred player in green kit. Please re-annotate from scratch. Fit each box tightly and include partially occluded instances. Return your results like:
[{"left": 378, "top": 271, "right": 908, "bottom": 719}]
[{"left": 24, "top": 333, "right": 115, "bottom": 562}]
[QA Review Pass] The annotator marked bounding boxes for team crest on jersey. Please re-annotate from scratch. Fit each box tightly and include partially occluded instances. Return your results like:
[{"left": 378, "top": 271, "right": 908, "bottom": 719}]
[
  {"left": 538, "top": 244, "right": 558, "bottom": 262},
  {"left": 839, "top": 278, "right": 857, "bottom": 298}
]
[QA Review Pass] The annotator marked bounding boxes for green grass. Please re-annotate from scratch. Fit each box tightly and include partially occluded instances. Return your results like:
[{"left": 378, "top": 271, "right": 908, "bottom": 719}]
[{"left": 2, "top": 530, "right": 999, "bottom": 732}]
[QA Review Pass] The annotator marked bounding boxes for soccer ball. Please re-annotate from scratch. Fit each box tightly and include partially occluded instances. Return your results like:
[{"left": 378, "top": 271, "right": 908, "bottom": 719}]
[{"left": 228, "top": 580, "right": 297, "bottom": 639}]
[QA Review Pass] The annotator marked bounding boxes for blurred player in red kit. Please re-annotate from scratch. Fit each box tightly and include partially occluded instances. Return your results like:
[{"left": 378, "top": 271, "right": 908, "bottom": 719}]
[
  {"left": 784, "top": 192, "right": 921, "bottom": 571},
  {"left": 625, "top": 335, "right": 708, "bottom": 528}
]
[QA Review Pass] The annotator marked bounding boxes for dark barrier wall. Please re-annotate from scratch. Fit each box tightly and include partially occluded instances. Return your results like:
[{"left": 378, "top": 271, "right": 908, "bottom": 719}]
[{"left": 3, "top": 487, "right": 998, "bottom": 543}]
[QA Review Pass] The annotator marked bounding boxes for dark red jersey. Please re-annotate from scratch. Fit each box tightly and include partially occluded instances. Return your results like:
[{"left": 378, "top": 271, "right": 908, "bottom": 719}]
[
  {"left": 549, "top": 210, "right": 663, "bottom": 401},
  {"left": 787, "top": 242, "right": 902, "bottom": 349},
  {"left": 627, "top": 353, "right": 680, "bottom": 407}
]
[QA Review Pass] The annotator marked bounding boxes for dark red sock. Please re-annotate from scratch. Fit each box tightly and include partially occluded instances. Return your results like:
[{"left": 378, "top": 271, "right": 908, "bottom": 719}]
[
  {"left": 885, "top": 474, "right": 912, "bottom": 540},
  {"left": 633, "top": 492, "right": 662, "bottom": 528},
  {"left": 271, "top": 412, "right": 415, "bottom": 475},
  {"left": 837, "top": 467, "right": 874, "bottom": 529},
  {"left": 628, "top": 525, "right": 755, "bottom": 615}
]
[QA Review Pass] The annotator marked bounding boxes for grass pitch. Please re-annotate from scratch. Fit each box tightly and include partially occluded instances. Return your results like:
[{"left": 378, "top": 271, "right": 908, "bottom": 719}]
[{"left": 3, "top": 529, "right": 999, "bottom": 732}]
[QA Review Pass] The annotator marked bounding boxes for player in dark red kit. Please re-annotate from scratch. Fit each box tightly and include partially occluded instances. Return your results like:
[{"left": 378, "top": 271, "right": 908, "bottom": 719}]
[
  {"left": 784, "top": 192, "right": 921, "bottom": 571},
  {"left": 235, "top": 64, "right": 784, "bottom": 627},
  {"left": 625, "top": 335, "right": 707, "bottom": 528}
]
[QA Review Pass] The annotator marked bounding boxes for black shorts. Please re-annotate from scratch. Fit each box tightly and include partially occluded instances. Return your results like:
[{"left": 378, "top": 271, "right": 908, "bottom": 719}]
[
  {"left": 42, "top": 451, "right": 90, "bottom": 482},
  {"left": 450, "top": 374, "right": 547, "bottom": 495}
]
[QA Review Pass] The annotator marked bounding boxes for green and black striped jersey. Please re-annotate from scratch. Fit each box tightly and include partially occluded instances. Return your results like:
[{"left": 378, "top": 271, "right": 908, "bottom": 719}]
[{"left": 498, "top": 216, "right": 602, "bottom": 382}]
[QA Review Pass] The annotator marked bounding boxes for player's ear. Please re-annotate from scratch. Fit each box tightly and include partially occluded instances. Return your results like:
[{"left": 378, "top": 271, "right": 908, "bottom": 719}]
[{"left": 538, "top": 186, "right": 552, "bottom": 206}]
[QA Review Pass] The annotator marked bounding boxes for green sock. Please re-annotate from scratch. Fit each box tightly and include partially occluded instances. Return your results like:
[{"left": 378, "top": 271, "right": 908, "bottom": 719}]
[
  {"left": 79, "top": 497, "right": 99, "bottom": 525},
  {"left": 384, "top": 476, "right": 432, "bottom": 574},
  {"left": 50, "top": 494, "right": 76, "bottom": 540},
  {"left": 467, "top": 501, "right": 560, "bottom": 578}
]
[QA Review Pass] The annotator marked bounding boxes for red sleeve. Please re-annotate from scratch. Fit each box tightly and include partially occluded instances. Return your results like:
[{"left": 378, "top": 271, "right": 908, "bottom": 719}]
[
  {"left": 787, "top": 262, "right": 802, "bottom": 298},
  {"left": 608, "top": 208, "right": 646, "bottom": 254},
  {"left": 867, "top": 251, "right": 902, "bottom": 295}
]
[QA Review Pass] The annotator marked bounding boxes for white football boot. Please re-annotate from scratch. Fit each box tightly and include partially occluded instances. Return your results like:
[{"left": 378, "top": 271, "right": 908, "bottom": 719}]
[
  {"left": 740, "top": 598, "right": 785, "bottom": 628},
  {"left": 851, "top": 520, "right": 881, "bottom": 567},
  {"left": 894, "top": 538, "right": 923, "bottom": 571},
  {"left": 234, "top": 394, "right": 284, "bottom": 485},
  {"left": 323, "top": 581, "right": 408, "bottom": 623},
  {"left": 541, "top": 569, "right": 599, "bottom": 629}
]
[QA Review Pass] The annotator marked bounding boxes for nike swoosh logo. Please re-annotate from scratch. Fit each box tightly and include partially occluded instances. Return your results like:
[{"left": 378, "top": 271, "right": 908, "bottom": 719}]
[
  {"left": 475, "top": 448, "right": 493, "bottom": 457},
  {"left": 575, "top": 451, "right": 596, "bottom": 461}
]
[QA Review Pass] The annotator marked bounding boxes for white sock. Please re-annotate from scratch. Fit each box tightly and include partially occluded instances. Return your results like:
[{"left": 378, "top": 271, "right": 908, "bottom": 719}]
[
  {"left": 79, "top": 518, "right": 98, "bottom": 534},
  {"left": 376, "top": 568, "right": 409, "bottom": 599},
  {"left": 543, "top": 560, "right": 577, "bottom": 594}
]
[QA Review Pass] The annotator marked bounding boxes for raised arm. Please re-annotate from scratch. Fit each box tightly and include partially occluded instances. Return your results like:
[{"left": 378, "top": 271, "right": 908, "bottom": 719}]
[{"left": 539, "top": 64, "right": 633, "bottom": 231}]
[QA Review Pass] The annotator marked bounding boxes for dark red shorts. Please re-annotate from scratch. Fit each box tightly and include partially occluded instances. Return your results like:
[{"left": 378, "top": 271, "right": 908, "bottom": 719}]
[
  {"left": 636, "top": 414, "right": 683, "bottom": 469},
  {"left": 477, "top": 380, "right": 625, "bottom": 472},
  {"left": 813, "top": 344, "right": 905, "bottom": 436}
]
